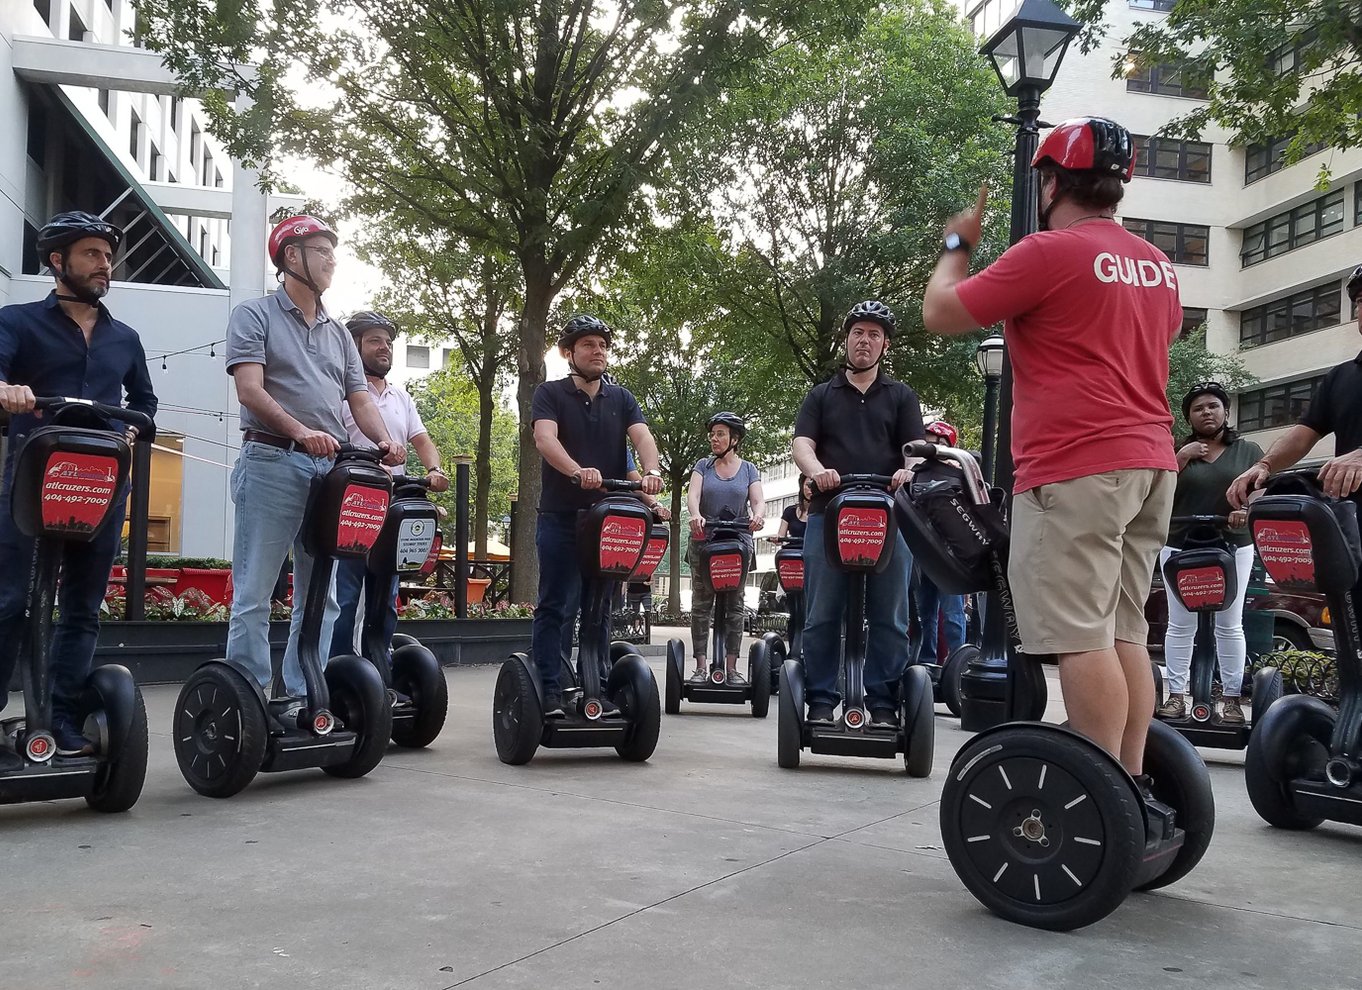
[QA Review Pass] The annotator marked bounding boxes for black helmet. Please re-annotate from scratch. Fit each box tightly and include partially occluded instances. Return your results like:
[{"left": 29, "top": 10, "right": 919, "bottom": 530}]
[
  {"left": 842, "top": 300, "right": 896, "bottom": 338},
  {"left": 1181, "top": 381, "right": 1230, "bottom": 420},
  {"left": 707, "top": 411, "right": 746, "bottom": 441},
  {"left": 36, "top": 211, "right": 123, "bottom": 260},
  {"left": 1348, "top": 265, "right": 1362, "bottom": 303},
  {"left": 557, "top": 314, "right": 612, "bottom": 349},
  {"left": 347, "top": 310, "right": 397, "bottom": 340}
]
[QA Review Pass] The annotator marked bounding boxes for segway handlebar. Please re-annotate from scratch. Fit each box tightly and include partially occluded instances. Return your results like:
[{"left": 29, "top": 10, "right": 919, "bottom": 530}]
[
  {"left": 30, "top": 396, "right": 156, "bottom": 440},
  {"left": 570, "top": 476, "right": 644, "bottom": 493},
  {"left": 766, "top": 535, "right": 803, "bottom": 545},
  {"left": 1170, "top": 514, "right": 1233, "bottom": 527},
  {"left": 810, "top": 473, "right": 894, "bottom": 494},
  {"left": 903, "top": 440, "right": 991, "bottom": 508}
]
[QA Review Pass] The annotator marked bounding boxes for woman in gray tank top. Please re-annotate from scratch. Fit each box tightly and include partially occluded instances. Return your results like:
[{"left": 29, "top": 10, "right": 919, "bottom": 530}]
[{"left": 686, "top": 412, "right": 765, "bottom": 683}]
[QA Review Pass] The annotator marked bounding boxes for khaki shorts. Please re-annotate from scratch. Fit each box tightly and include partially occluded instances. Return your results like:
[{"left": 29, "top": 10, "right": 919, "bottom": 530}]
[{"left": 1009, "top": 469, "right": 1175, "bottom": 655}]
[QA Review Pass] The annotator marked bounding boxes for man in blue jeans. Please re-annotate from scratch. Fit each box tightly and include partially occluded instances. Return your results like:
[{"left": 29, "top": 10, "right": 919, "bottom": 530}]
[
  {"left": 531, "top": 315, "right": 663, "bottom": 717},
  {"left": 0, "top": 212, "right": 157, "bottom": 755},
  {"left": 225, "top": 216, "right": 404, "bottom": 705},
  {"left": 915, "top": 420, "right": 968, "bottom": 665},
  {"left": 792, "top": 301, "right": 923, "bottom": 728}
]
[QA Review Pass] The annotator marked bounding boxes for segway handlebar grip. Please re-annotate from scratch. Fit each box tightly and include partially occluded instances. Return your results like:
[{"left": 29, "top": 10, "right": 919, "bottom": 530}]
[
  {"left": 903, "top": 443, "right": 991, "bottom": 508},
  {"left": 810, "top": 473, "right": 895, "bottom": 495},
  {"left": 1170, "top": 514, "right": 1232, "bottom": 527},
  {"left": 32, "top": 396, "right": 156, "bottom": 441}
]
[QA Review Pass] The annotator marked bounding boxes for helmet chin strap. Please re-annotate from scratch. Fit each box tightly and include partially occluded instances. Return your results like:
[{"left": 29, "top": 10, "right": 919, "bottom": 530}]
[
  {"left": 568, "top": 360, "right": 604, "bottom": 383},
  {"left": 362, "top": 360, "right": 389, "bottom": 379},
  {"left": 52, "top": 261, "right": 103, "bottom": 307}
]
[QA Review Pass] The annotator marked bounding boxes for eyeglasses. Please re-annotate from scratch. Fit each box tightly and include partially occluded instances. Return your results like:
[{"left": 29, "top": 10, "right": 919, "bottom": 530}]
[{"left": 302, "top": 245, "right": 336, "bottom": 262}]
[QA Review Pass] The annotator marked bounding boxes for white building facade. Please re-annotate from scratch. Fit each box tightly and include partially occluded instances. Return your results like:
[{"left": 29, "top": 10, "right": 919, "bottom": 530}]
[{"left": 3, "top": 0, "right": 302, "bottom": 558}]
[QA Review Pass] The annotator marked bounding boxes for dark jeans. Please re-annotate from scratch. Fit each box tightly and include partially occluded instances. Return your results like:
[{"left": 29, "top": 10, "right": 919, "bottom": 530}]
[
  {"left": 329, "top": 556, "right": 399, "bottom": 660},
  {"left": 915, "top": 573, "right": 966, "bottom": 663},
  {"left": 801, "top": 511, "right": 914, "bottom": 710},
  {"left": 531, "top": 511, "right": 607, "bottom": 694},
  {"left": 0, "top": 485, "right": 125, "bottom": 720}
]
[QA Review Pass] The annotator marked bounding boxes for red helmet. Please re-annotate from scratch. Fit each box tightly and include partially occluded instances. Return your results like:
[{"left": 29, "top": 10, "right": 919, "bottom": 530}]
[
  {"left": 267, "top": 215, "right": 338, "bottom": 267},
  {"left": 925, "top": 421, "right": 958, "bottom": 446},
  {"left": 1032, "top": 117, "right": 1136, "bottom": 182}
]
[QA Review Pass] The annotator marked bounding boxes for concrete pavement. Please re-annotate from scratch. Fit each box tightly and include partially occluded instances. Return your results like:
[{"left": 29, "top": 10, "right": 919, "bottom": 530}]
[{"left": 3, "top": 627, "right": 1360, "bottom": 989}]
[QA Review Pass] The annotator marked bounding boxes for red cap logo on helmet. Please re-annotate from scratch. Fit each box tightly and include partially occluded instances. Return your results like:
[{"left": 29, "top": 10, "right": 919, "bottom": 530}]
[
  {"left": 268, "top": 215, "right": 338, "bottom": 265},
  {"left": 925, "top": 421, "right": 958, "bottom": 446},
  {"left": 1031, "top": 117, "right": 1136, "bottom": 182}
]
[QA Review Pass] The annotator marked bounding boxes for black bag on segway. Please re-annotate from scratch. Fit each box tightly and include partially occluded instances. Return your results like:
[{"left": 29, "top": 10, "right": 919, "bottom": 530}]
[{"left": 893, "top": 460, "right": 1008, "bottom": 595}]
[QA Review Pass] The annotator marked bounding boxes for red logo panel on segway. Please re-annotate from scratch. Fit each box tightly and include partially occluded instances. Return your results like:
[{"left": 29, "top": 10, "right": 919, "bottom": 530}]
[
  {"left": 835, "top": 507, "right": 889, "bottom": 569},
  {"left": 337, "top": 485, "right": 390, "bottom": 554},
  {"left": 709, "top": 551, "right": 745, "bottom": 591},
  {"left": 40, "top": 453, "right": 120, "bottom": 534},
  {"left": 1252, "top": 520, "right": 1316, "bottom": 588},
  {"left": 635, "top": 536, "right": 668, "bottom": 582},
  {"left": 777, "top": 557, "right": 804, "bottom": 591},
  {"left": 1174, "top": 566, "right": 1228, "bottom": 611},
  {"left": 598, "top": 515, "right": 648, "bottom": 574}
]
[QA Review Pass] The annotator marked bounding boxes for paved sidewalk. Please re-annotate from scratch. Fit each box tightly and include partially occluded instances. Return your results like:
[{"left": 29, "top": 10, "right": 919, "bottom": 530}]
[{"left": 3, "top": 635, "right": 1360, "bottom": 988}]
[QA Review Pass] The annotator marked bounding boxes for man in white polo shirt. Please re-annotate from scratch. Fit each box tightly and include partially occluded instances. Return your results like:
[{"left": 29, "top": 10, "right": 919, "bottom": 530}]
[{"left": 329, "top": 311, "right": 450, "bottom": 658}]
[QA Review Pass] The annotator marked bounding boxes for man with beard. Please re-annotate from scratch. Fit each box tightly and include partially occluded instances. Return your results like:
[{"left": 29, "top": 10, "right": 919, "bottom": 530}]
[
  {"left": 0, "top": 212, "right": 157, "bottom": 755},
  {"left": 791, "top": 301, "right": 922, "bottom": 728},
  {"left": 329, "top": 310, "right": 449, "bottom": 659},
  {"left": 225, "top": 216, "right": 404, "bottom": 708},
  {"left": 921, "top": 116, "right": 1182, "bottom": 785}
]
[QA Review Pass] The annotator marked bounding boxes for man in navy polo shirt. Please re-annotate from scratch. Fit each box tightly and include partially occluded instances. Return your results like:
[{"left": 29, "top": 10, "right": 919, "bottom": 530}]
[
  {"left": 0, "top": 211, "right": 157, "bottom": 755},
  {"left": 531, "top": 315, "right": 663, "bottom": 717}
]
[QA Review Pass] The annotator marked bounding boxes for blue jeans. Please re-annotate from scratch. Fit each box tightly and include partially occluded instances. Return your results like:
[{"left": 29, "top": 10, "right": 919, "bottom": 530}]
[
  {"left": 801, "top": 511, "right": 914, "bottom": 710},
  {"left": 531, "top": 511, "right": 607, "bottom": 694},
  {"left": 0, "top": 480, "right": 125, "bottom": 720},
  {"left": 329, "top": 556, "right": 399, "bottom": 659},
  {"left": 915, "top": 573, "right": 967, "bottom": 663},
  {"left": 226, "top": 442, "right": 339, "bottom": 697}
]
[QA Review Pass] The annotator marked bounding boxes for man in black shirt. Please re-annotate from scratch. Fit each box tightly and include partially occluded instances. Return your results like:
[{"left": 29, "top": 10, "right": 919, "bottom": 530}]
[
  {"left": 531, "top": 315, "right": 663, "bottom": 717},
  {"left": 792, "top": 301, "right": 924, "bottom": 727},
  {"left": 1228, "top": 266, "right": 1362, "bottom": 507}
]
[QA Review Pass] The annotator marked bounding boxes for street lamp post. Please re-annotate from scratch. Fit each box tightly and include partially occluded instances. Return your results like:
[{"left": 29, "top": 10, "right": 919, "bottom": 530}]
[
  {"left": 959, "top": 0, "right": 1080, "bottom": 733},
  {"left": 974, "top": 333, "right": 1005, "bottom": 485}
]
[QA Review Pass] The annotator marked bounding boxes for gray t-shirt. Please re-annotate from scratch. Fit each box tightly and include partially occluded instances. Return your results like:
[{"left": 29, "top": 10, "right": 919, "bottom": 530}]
[
  {"left": 691, "top": 456, "right": 759, "bottom": 549},
  {"left": 225, "top": 286, "right": 365, "bottom": 441}
]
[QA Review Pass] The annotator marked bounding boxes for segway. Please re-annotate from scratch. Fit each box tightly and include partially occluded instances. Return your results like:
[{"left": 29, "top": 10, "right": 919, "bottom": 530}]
[
  {"left": 492, "top": 479, "right": 662, "bottom": 765},
  {"left": 664, "top": 516, "right": 770, "bottom": 717},
  {"left": 173, "top": 447, "right": 394, "bottom": 797},
  {"left": 1154, "top": 515, "right": 1282, "bottom": 749},
  {"left": 932, "top": 594, "right": 980, "bottom": 717},
  {"left": 776, "top": 475, "right": 934, "bottom": 776},
  {"left": 616, "top": 507, "right": 668, "bottom": 671},
  {"left": 362, "top": 475, "right": 448, "bottom": 748},
  {"left": 897, "top": 441, "right": 1214, "bottom": 930},
  {"left": 1245, "top": 471, "right": 1362, "bottom": 830},
  {"left": 0, "top": 397, "right": 152, "bottom": 812},
  {"left": 757, "top": 535, "right": 805, "bottom": 695}
]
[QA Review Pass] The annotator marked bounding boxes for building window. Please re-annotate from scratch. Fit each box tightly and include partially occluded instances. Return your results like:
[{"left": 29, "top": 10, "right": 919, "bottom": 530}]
[
  {"left": 1129, "top": 0, "right": 1175, "bottom": 8},
  {"left": 442, "top": 348, "right": 457, "bottom": 368},
  {"left": 213, "top": 168, "right": 223, "bottom": 189},
  {"left": 68, "top": 8, "right": 87, "bottom": 42},
  {"left": 211, "top": 245, "right": 220, "bottom": 266},
  {"left": 1132, "top": 135, "right": 1211, "bottom": 183},
  {"left": 1355, "top": 182, "right": 1362, "bottom": 226},
  {"left": 1271, "top": 27, "right": 1320, "bottom": 78},
  {"left": 190, "top": 123, "right": 202, "bottom": 172},
  {"left": 1126, "top": 62, "right": 1208, "bottom": 99},
  {"left": 1238, "top": 376, "right": 1327, "bottom": 432},
  {"left": 1180, "top": 307, "right": 1208, "bottom": 337},
  {"left": 1245, "top": 131, "right": 1327, "bottom": 184},
  {"left": 1241, "top": 189, "right": 1345, "bottom": 266},
  {"left": 97, "top": 89, "right": 110, "bottom": 118},
  {"left": 33, "top": 0, "right": 51, "bottom": 27},
  {"left": 1239, "top": 282, "right": 1342, "bottom": 347},
  {"left": 167, "top": 169, "right": 177, "bottom": 184},
  {"left": 26, "top": 104, "right": 47, "bottom": 167},
  {"left": 1123, "top": 218, "right": 1210, "bottom": 266},
  {"left": 129, "top": 110, "right": 142, "bottom": 163},
  {"left": 407, "top": 345, "right": 430, "bottom": 369},
  {"left": 199, "top": 227, "right": 209, "bottom": 257},
  {"left": 149, "top": 146, "right": 162, "bottom": 182}
]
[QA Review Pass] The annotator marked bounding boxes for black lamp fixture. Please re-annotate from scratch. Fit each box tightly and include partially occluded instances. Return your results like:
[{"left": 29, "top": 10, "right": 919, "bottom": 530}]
[{"left": 979, "top": 0, "right": 1082, "bottom": 99}]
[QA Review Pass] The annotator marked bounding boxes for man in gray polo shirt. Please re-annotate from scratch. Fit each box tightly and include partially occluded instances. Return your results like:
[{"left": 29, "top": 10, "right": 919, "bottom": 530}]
[{"left": 224, "top": 215, "right": 404, "bottom": 701}]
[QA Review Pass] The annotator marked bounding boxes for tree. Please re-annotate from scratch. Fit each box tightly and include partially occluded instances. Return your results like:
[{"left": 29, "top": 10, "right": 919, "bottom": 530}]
[
  {"left": 1167, "top": 328, "right": 1257, "bottom": 440},
  {"left": 136, "top": 0, "right": 873, "bottom": 601},
  {"left": 1067, "top": 0, "right": 1362, "bottom": 180}
]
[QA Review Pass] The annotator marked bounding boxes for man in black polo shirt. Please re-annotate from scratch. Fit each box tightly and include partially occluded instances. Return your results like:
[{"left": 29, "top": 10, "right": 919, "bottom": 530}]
[
  {"left": 1228, "top": 266, "right": 1362, "bottom": 508},
  {"left": 792, "top": 300, "right": 923, "bottom": 727},
  {"left": 531, "top": 315, "right": 663, "bottom": 716},
  {"left": 0, "top": 212, "right": 157, "bottom": 755}
]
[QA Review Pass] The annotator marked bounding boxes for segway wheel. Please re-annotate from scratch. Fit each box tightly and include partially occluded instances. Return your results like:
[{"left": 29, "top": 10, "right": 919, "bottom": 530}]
[
  {"left": 390, "top": 633, "right": 421, "bottom": 652},
  {"left": 1249, "top": 666, "right": 1283, "bottom": 728},
  {"left": 173, "top": 664, "right": 268, "bottom": 798},
  {"left": 610, "top": 655, "right": 661, "bottom": 762},
  {"left": 1245, "top": 695, "right": 1334, "bottom": 830},
  {"left": 390, "top": 643, "right": 448, "bottom": 748},
  {"left": 323, "top": 655, "right": 393, "bottom": 779},
  {"left": 1133, "top": 720, "right": 1215, "bottom": 891},
  {"left": 762, "top": 633, "right": 785, "bottom": 696},
  {"left": 1151, "top": 662, "right": 1166, "bottom": 713},
  {"left": 777, "top": 661, "right": 804, "bottom": 769},
  {"left": 748, "top": 641, "right": 771, "bottom": 719},
  {"left": 493, "top": 657, "right": 543, "bottom": 766},
  {"left": 609, "top": 640, "right": 635, "bottom": 669},
  {"left": 900, "top": 664, "right": 934, "bottom": 778},
  {"left": 940, "top": 724, "right": 1144, "bottom": 931},
  {"left": 940, "top": 645, "right": 973, "bottom": 718},
  {"left": 84, "top": 671, "right": 148, "bottom": 814},
  {"left": 665, "top": 639, "right": 684, "bottom": 715}
]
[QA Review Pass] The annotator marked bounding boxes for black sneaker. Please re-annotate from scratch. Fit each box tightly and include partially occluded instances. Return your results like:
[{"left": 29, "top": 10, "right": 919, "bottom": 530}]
[
  {"left": 1133, "top": 773, "right": 1157, "bottom": 802},
  {"left": 542, "top": 693, "right": 567, "bottom": 718},
  {"left": 869, "top": 707, "right": 898, "bottom": 730},
  {"left": 807, "top": 703, "right": 835, "bottom": 724},
  {"left": 52, "top": 716, "right": 93, "bottom": 757},
  {"left": 598, "top": 695, "right": 621, "bottom": 717}
]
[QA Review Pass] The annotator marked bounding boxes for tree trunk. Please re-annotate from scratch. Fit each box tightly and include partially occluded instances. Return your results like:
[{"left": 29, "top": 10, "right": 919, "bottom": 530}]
[
  {"left": 510, "top": 260, "right": 553, "bottom": 603},
  {"left": 474, "top": 373, "right": 493, "bottom": 558}
]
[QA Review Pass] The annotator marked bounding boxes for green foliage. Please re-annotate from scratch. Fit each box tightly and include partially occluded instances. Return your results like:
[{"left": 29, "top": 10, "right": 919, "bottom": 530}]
[
  {"left": 402, "top": 592, "right": 533, "bottom": 620},
  {"left": 1066, "top": 0, "right": 1362, "bottom": 182},
  {"left": 1167, "top": 328, "right": 1257, "bottom": 440}
]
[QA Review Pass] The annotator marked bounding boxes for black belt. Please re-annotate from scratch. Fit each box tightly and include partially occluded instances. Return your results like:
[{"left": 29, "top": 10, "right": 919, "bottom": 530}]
[{"left": 243, "top": 430, "right": 305, "bottom": 452}]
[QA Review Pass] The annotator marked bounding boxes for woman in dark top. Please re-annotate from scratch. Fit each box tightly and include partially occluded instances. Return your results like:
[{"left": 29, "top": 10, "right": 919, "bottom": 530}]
[
  {"left": 1157, "top": 383, "right": 1264, "bottom": 725},
  {"left": 776, "top": 474, "right": 814, "bottom": 540}
]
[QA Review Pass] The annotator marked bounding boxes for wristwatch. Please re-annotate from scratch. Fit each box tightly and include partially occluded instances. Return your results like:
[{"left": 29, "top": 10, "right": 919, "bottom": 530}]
[
  {"left": 944, "top": 232, "right": 972, "bottom": 254},
  {"left": 427, "top": 466, "right": 445, "bottom": 475},
  {"left": 645, "top": 469, "right": 662, "bottom": 479}
]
